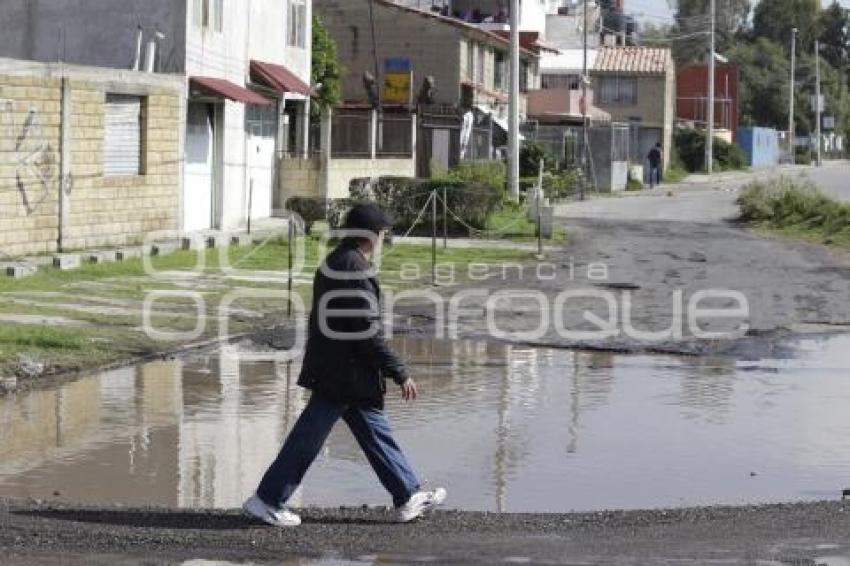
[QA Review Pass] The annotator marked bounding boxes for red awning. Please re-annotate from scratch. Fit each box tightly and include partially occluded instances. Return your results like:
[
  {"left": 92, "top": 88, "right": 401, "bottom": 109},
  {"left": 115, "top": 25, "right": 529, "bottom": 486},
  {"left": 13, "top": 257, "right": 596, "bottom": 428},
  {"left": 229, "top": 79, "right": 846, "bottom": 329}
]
[
  {"left": 250, "top": 60, "right": 312, "bottom": 96},
  {"left": 189, "top": 76, "right": 272, "bottom": 106}
]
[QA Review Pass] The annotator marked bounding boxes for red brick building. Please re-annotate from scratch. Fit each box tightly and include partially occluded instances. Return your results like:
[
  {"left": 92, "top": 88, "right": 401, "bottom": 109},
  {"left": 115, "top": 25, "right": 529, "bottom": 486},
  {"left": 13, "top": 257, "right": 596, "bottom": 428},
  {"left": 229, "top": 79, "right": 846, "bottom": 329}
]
[{"left": 676, "top": 64, "right": 739, "bottom": 140}]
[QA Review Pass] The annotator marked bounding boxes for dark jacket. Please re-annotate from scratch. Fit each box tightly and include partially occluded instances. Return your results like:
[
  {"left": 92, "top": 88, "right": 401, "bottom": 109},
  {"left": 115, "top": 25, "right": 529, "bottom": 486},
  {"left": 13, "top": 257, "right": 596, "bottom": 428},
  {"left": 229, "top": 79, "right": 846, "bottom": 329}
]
[
  {"left": 297, "top": 239, "right": 408, "bottom": 409},
  {"left": 648, "top": 147, "right": 662, "bottom": 166}
]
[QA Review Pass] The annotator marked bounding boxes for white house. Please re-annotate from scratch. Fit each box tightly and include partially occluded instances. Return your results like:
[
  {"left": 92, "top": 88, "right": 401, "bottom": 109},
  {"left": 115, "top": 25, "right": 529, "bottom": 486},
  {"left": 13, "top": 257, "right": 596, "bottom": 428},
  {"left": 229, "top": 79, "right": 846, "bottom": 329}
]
[{"left": 0, "top": 0, "right": 314, "bottom": 233}]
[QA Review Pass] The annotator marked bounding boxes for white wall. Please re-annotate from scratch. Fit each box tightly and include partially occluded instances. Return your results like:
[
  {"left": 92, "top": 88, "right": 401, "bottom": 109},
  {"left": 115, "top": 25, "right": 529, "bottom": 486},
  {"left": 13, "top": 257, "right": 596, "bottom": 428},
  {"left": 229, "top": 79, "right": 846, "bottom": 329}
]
[{"left": 184, "top": 0, "right": 312, "bottom": 231}]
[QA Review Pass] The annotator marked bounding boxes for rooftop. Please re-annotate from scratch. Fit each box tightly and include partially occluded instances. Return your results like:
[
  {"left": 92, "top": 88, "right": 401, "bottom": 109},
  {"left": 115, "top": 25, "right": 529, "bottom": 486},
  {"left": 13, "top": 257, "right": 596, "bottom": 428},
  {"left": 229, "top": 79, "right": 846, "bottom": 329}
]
[{"left": 593, "top": 46, "right": 670, "bottom": 75}]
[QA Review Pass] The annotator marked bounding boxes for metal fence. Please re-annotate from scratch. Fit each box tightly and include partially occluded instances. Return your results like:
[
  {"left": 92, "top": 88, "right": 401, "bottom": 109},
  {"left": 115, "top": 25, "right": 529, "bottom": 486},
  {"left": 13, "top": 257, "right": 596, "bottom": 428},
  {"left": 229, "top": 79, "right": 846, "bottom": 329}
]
[
  {"left": 377, "top": 114, "right": 413, "bottom": 157},
  {"left": 331, "top": 112, "right": 372, "bottom": 158}
]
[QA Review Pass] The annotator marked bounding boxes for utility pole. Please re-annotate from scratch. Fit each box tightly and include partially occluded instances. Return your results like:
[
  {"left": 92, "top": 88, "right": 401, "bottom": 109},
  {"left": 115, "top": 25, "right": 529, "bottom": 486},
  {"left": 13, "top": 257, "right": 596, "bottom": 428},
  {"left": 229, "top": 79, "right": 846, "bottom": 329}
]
[
  {"left": 815, "top": 39, "right": 822, "bottom": 166},
  {"left": 706, "top": 0, "right": 716, "bottom": 174},
  {"left": 789, "top": 28, "right": 797, "bottom": 162},
  {"left": 581, "top": 0, "right": 588, "bottom": 200},
  {"left": 509, "top": 0, "right": 520, "bottom": 201}
]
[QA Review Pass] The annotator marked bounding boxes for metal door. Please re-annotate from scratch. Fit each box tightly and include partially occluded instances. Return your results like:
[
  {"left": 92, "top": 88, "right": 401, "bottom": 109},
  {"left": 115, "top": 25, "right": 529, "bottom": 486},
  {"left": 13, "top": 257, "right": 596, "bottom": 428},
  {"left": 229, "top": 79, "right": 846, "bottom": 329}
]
[{"left": 184, "top": 103, "right": 215, "bottom": 232}]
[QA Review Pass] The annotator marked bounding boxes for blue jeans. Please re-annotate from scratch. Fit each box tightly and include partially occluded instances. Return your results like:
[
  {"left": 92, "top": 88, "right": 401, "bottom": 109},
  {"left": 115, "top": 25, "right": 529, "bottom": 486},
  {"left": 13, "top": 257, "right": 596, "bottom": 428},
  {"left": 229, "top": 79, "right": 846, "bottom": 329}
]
[
  {"left": 649, "top": 165, "right": 662, "bottom": 187},
  {"left": 256, "top": 394, "right": 421, "bottom": 508}
]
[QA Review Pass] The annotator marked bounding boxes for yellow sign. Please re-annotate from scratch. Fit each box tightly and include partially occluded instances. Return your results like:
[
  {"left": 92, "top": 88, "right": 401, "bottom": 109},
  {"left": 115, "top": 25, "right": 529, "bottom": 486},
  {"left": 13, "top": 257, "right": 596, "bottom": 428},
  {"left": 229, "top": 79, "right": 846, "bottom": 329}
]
[{"left": 384, "top": 72, "right": 412, "bottom": 105}]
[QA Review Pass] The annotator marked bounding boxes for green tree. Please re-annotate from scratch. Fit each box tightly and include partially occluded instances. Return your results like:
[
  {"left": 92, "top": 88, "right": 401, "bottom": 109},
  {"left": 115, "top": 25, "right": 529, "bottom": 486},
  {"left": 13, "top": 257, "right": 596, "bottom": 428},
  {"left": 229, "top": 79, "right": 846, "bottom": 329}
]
[
  {"left": 752, "top": 0, "right": 821, "bottom": 52},
  {"left": 311, "top": 14, "right": 342, "bottom": 114},
  {"left": 818, "top": 2, "right": 849, "bottom": 72},
  {"left": 727, "top": 38, "right": 790, "bottom": 129}
]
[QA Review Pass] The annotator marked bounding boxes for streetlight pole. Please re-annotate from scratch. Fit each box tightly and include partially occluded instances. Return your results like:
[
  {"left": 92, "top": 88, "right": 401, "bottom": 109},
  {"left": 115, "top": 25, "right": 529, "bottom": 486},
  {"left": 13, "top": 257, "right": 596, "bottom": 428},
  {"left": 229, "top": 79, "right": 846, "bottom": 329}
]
[
  {"left": 789, "top": 28, "right": 797, "bottom": 162},
  {"left": 509, "top": 0, "right": 520, "bottom": 201},
  {"left": 706, "top": 0, "right": 715, "bottom": 175},
  {"left": 815, "top": 39, "right": 822, "bottom": 166},
  {"left": 580, "top": 0, "right": 588, "bottom": 200}
]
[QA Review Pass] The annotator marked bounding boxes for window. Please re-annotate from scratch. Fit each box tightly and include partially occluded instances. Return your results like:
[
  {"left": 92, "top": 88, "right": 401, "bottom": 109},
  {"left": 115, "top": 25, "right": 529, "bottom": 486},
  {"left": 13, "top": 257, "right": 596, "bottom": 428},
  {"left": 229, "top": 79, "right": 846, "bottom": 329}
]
[
  {"left": 104, "top": 94, "right": 145, "bottom": 177},
  {"left": 541, "top": 74, "right": 580, "bottom": 90},
  {"left": 598, "top": 76, "right": 637, "bottom": 105},
  {"left": 494, "top": 51, "right": 506, "bottom": 90},
  {"left": 476, "top": 45, "right": 485, "bottom": 85},
  {"left": 288, "top": 0, "right": 307, "bottom": 48},
  {"left": 466, "top": 41, "right": 475, "bottom": 81},
  {"left": 194, "top": 0, "right": 222, "bottom": 31},
  {"left": 214, "top": 0, "right": 223, "bottom": 32}
]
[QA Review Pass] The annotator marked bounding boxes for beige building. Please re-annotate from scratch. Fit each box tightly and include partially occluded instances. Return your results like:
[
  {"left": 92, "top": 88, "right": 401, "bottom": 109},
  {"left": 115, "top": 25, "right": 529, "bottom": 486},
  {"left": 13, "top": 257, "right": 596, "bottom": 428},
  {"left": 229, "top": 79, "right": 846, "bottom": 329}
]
[
  {"left": 315, "top": 0, "right": 540, "bottom": 174},
  {"left": 590, "top": 47, "right": 675, "bottom": 169},
  {"left": 0, "top": 58, "right": 183, "bottom": 258}
]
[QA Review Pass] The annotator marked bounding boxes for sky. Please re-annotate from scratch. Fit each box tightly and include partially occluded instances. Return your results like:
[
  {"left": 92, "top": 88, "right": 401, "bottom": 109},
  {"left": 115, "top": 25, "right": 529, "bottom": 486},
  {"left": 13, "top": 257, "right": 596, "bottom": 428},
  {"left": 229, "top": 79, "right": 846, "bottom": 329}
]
[{"left": 630, "top": 0, "right": 850, "bottom": 24}]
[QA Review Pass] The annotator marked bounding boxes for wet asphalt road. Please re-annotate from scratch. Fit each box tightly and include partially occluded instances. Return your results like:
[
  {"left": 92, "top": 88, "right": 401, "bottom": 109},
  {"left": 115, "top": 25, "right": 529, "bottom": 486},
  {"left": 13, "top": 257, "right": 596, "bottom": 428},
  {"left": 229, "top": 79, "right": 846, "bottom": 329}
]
[
  {"left": 3, "top": 498, "right": 850, "bottom": 564},
  {"left": 5, "top": 165, "right": 850, "bottom": 564}
]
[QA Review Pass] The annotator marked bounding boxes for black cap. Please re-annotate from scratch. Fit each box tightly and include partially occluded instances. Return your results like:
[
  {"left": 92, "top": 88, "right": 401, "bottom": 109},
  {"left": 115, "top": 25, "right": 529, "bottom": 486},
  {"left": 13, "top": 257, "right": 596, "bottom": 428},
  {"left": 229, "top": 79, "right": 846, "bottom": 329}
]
[{"left": 344, "top": 203, "right": 393, "bottom": 234}]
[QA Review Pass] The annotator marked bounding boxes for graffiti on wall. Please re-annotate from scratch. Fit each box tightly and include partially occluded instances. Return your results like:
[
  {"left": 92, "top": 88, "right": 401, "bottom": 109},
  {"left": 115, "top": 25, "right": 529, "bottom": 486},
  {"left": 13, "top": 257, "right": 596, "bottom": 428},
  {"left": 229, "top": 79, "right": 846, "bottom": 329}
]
[{"left": 2, "top": 101, "right": 61, "bottom": 216}]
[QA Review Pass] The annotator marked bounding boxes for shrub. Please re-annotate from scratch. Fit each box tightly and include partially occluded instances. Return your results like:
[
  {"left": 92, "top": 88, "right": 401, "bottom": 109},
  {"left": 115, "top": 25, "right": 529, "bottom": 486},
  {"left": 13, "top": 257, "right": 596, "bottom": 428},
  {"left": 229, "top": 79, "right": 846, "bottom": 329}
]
[
  {"left": 434, "top": 160, "right": 506, "bottom": 193},
  {"left": 519, "top": 169, "right": 582, "bottom": 200},
  {"left": 519, "top": 141, "right": 556, "bottom": 177},
  {"left": 674, "top": 127, "right": 746, "bottom": 172},
  {"left": 736, "top": 178, "right": 850, "bottom": 244},
  {"left": 286, "top": 197, "right": 326, "bottom": 234},
  {"left": 794, "top": 147, "right": 812, "bottom": 165},
  {"left": 626, "top": 178, "right": 643, "bottom": 191},
  {"left": 335, "top": 176, "right": 502, "bottom": 236}
]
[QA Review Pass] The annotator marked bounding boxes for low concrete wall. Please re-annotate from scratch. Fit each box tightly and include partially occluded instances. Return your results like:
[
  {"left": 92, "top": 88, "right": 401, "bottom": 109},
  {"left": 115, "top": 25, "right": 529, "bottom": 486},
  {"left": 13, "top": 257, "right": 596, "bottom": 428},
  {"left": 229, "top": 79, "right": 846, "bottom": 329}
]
[
  {"left": 277, "top": 156, "right": 416, "bottom": 203},
  {"left": 0, "top": 58, "right": 183, "bottom": 257},
  {"left": 326, "top": 158, "right": 415, "bottom": 199},
  {"left": 278, "top": 157, "right": 323, "bottom": 206}
]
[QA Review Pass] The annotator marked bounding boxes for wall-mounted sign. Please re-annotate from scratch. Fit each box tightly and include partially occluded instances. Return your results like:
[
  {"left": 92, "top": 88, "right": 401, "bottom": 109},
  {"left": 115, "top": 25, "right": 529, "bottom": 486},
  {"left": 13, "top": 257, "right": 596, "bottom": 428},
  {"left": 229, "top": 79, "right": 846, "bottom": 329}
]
[{"left": 383, "top": 57, "right": 412, "bottom": 105}]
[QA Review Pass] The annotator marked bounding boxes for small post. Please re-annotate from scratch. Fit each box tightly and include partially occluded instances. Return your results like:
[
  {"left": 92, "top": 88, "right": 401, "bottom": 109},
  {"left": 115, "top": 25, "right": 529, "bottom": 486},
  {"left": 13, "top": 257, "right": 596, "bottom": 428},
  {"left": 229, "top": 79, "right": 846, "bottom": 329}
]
[
  {"left": 247, "top": 179, "right": 254, "bottom": 235},
  {"left": 442, "top": 186, "right": 448, "bottom": 249},
  {"left": 287, "top": 217, "right": 294, "bottom": 318},
  {"left": 537, "top": 159, "right": 544, "bottom": 258},
  {"left": 431, "top": 191, "right": 437, "bottom": 286}
]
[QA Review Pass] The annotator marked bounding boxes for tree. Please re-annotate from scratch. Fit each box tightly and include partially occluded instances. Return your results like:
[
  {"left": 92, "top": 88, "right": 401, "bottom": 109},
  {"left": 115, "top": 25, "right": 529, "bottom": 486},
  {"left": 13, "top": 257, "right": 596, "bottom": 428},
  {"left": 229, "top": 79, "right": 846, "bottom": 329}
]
[
  {"left": 752, "top": 0, "right": 821, "bottom": 53},
  {"left": 727, "top": 38, "right": 790, "bottom": 129},
  {"left": 311, "top": 14, "right": 342, "bottom": 114},
  {"left": 818, "top": 2, "right": 849, "bottom": 71},
  {"left": 673, "top": 0, "right": 751, "bottom": 63}
]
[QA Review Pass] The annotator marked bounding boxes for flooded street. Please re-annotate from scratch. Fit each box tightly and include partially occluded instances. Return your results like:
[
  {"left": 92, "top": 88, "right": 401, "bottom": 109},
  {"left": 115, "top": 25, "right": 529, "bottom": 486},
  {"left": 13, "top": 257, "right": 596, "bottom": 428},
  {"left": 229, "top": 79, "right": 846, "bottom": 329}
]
[{"left": 2, "top": 336, "right": 850, "bottom": 513}]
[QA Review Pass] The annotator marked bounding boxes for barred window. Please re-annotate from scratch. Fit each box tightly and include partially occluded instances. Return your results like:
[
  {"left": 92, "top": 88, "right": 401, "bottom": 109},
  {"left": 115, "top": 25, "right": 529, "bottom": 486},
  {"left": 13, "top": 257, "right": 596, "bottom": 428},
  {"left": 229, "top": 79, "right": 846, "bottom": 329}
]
[
  {"left": 288, "top": 0, "right": 307, "bottom": 48},
  {"left": 598, "top": 76, "right": 637, "bottom": 105}
]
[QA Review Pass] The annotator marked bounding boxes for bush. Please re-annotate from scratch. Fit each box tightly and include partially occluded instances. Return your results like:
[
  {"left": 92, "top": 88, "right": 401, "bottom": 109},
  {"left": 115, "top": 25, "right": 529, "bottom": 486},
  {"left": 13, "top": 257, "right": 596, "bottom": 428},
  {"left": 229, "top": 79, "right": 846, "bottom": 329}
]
[
  {"left": 736, "top": 178, "right": 850, "bottom": 245},
  {"left": 286, "top": 197, "right": 327, "bottom": 234},
  {"left": 794, "top": 147, "right": 812, "bottom": 165},
  {"left": 335, "top": 176, "right": 502, "bottom": 236},
  {"left": 519, "top": 141, "right": 556, "bottom": 177},
  {"left": 434, "top": 160, "right": 506, "bottom": 193},
  {"left": 519, "top": 169, "right": 582, "bottom": 200},
  {"left": 674, "top": 127, "right": 746, "bottom": 172},
  {"left": 626, "top": 178, "right": 643, "bottom": 191}
]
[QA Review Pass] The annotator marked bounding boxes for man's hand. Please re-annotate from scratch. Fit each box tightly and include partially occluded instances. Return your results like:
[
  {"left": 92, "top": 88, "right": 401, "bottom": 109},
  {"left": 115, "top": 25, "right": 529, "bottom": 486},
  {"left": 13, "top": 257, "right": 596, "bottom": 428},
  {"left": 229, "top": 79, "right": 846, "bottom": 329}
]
[{"left": 400, "top": 378, "right": 418, "bottom": 402}]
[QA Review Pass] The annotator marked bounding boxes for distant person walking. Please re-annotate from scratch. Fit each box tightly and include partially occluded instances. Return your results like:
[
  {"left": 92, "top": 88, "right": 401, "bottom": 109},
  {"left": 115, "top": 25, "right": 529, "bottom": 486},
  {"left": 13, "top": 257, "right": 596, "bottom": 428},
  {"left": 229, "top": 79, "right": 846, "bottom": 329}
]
[
  {"left": 647, "top": 142, "right": 663, "bottom": 188},
  {"left": 243, "top": 204, "right": 446, "bottom": 528}
]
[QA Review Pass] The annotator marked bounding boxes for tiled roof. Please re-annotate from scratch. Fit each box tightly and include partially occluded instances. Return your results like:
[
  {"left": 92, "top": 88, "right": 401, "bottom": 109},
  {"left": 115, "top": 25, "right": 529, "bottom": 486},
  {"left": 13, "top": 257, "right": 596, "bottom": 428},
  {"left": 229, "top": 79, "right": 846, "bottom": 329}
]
[{"left": 593, "top": 47, "right": 670, "bottom": 75}]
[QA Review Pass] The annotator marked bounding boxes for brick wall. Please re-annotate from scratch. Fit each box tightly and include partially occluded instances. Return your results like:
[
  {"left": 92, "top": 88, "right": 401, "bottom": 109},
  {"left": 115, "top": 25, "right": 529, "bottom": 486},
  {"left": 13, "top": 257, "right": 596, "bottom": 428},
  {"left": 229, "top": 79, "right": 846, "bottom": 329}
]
[{"left": 0, "top": 60, "right": 183, "bottom": 258}]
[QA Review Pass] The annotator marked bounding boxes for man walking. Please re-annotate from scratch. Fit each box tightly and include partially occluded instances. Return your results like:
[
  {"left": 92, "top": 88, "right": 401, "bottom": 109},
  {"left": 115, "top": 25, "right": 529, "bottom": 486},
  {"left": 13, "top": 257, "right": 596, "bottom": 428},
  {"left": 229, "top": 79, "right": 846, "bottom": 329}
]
[
  {"left": 243, "top": 204, "right": 446, "bottom": 527},
  {"left": 647, "top": 142, "right": 663, "bottom": 188}
]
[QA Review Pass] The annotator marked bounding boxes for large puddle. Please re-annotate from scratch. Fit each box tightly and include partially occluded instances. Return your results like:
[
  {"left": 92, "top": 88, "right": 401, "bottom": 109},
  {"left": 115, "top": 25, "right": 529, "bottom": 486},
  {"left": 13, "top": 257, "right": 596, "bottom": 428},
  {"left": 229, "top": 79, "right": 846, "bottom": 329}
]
[{"left": 2, "top": 336, "right": 850, "bottom": 513}]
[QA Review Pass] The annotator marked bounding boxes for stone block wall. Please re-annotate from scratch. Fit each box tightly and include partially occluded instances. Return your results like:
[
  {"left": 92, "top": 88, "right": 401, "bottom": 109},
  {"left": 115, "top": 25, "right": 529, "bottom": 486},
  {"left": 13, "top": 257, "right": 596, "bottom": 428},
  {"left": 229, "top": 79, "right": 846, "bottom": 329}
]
[{"left": 0, "top": 59, "right": 184, "bottom": 257}]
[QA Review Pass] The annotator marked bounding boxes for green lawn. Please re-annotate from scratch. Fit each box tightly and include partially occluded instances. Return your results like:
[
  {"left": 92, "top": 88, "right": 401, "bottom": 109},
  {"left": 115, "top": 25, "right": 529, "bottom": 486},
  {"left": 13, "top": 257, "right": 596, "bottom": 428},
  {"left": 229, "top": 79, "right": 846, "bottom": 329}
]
[{"left": 484, "top": 205, "right": 566, "bottom": 241}]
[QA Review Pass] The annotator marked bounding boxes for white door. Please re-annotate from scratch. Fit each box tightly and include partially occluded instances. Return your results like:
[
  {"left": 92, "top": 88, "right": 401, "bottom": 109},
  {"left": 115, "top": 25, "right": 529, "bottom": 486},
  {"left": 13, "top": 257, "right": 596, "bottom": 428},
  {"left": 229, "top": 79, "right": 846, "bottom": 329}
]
[
  {"left": 432, "top": 129, "right": 451, "bottom": 171},
  {"left": 185, "top": 103, "right": 215, "bottom": 232},
  {"left": 246, "top": 104, "right": 278, "bottom": 221}
]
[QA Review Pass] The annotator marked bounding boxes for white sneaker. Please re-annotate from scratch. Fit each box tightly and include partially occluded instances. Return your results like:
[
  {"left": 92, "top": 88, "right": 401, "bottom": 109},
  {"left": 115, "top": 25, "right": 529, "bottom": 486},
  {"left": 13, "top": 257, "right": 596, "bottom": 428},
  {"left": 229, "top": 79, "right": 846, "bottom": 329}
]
[
  {"left": 242, "top": 494, "right": 301, "bottom": 527},
  {"left": 396, "top": 487, "right": 447, "bottom": 523}
]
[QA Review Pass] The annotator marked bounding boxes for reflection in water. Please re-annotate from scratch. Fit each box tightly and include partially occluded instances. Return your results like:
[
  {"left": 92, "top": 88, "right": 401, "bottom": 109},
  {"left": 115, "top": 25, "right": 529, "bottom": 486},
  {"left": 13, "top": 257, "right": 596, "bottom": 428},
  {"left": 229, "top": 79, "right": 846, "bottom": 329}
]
[{"left": 1, "top": 335, "right": 850, "bottom": 512}]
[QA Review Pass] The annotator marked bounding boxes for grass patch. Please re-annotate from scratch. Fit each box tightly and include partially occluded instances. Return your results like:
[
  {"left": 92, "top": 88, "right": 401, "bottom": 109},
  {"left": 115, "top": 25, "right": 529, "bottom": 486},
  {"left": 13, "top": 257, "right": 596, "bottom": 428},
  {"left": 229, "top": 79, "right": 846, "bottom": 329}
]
[
  {"left": 664, "top": 163, "right": 688, "bottom": 184},
  {"left": 484, "top": 204, "right": 566, "bottom": 241},
  {"left": 0, "top": 236, "right": 535, "bottom": 379},
  {"left": 736, "top": 177, "right": 850, "bottom": 247}
]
